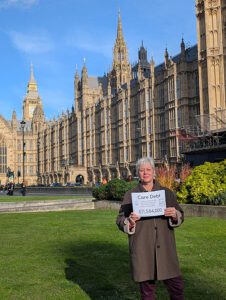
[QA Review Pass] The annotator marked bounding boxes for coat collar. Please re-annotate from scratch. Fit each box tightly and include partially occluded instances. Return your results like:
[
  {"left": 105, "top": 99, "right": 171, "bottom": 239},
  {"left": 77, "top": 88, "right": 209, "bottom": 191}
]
[{"left": 137, "top": 180, "right": 162, "bottom": 192}]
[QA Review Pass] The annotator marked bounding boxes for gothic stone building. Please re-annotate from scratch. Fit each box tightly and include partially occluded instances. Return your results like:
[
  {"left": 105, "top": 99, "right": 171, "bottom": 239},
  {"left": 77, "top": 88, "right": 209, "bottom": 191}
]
[
  {"left": 0, "top": 66, "right": 44, "bottom": 186},
  {"left": 0, "top": 0, "right": 225, "bottom": 185}
]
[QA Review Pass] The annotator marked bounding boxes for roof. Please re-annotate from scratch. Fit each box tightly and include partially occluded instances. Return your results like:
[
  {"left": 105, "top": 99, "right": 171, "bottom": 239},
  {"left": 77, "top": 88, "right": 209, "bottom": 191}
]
[
  {"left": 87, "top": 76, "right": 108, "bottom": 91},
  {"left": 155, "top": 44, "right": 198, "bottom": 75}
]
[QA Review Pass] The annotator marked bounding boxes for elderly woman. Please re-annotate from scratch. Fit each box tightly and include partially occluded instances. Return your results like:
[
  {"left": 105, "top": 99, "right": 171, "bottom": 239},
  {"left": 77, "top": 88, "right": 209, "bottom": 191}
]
[{"left": 116, "top": 157, "right": 184, "bottom": 300}]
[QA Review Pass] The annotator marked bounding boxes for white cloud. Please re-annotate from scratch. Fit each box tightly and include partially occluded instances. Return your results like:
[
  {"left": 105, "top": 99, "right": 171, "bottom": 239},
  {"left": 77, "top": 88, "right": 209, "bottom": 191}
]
[
  {"left": 0, "top": 0, "right": 38, "bottom": 9},
  {"left": 66, "top": 33, "right": 113, "bottom": 59},
  {"left": 40, "top": 88, "right": 73, "bottom": 120},
  {"left": 8, "top": 31, "right": 54, "bottom": 54}
]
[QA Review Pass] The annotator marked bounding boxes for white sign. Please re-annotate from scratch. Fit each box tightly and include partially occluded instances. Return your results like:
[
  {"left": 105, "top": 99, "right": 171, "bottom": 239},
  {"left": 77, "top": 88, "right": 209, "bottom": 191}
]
[{"left": 132, "top": 190, "right": 166, "bottom": 217}]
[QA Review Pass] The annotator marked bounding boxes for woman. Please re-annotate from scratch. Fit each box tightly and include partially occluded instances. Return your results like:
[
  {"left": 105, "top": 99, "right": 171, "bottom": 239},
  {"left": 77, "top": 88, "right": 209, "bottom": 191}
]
[{"left": 116, "top": 157, "right": 184, "bottom": 300}]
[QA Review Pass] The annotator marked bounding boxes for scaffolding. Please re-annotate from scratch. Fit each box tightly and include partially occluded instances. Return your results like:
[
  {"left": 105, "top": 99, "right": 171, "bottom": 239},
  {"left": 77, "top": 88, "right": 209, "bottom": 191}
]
[
  {"left": 179, "top": 108, "right": 226, "bottom": 151},
  {"left": 196, "top": 109, "right": 226, "bottom": 133}
]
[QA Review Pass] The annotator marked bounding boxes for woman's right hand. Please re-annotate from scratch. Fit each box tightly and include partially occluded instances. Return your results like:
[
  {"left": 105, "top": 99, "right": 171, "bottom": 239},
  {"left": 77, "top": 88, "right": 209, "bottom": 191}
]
[{"left": 129, "top": 212, "right": 141, "bottom": 225}]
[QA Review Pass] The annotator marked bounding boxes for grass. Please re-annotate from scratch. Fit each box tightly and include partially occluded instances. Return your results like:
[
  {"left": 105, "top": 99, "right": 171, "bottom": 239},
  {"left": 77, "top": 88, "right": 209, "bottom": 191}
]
[
  {"left": 0, "top": 210, "right": 225, "bottom": 299},
  {"left": 0, "top": 195, "right": 93, "bottom": 202}
]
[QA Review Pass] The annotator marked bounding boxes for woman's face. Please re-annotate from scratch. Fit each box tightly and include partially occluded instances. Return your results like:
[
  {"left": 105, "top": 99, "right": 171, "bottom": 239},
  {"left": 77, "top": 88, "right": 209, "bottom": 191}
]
[{"left": 138, "top": 163, "right": 154, "bottom": 185}]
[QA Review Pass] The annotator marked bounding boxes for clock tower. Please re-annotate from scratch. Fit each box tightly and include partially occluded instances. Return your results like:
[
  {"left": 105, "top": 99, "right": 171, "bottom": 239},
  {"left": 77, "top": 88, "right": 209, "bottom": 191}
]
[{"left": 23, "top": 64, "right": 42, "bottom": 121}]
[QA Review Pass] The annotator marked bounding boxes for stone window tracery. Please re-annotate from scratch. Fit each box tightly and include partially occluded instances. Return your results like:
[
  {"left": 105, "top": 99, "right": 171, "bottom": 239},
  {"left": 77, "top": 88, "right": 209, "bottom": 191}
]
[{"left": 0, "top": 136, "right": 7, "bottom": 174}]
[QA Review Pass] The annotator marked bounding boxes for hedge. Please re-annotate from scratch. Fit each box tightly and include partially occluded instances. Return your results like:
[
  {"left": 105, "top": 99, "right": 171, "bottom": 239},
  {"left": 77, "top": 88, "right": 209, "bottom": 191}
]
[
  {"left": 177, "top": 160, "right": 226, "bottom": 205},
  {"left": 92, "top": 178, "right": 138, "bottom": 201},
  {"left": 93, "top": 160, "right": 226, "bottom": 205}
]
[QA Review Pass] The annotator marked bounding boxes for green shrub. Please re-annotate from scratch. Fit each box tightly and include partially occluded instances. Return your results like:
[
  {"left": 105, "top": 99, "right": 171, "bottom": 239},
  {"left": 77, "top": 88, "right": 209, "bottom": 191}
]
[
  {"left": 92, "top": 186, "right": 99, "bottom": 199},
  {"left": 92, "top": 184, "right": 109, "bottom": 200},
  {"left": 107, "top": 179, "right": 129, "bottom": 201},
  {"left": 126, "top": 180, "right": 139, "bottom": 191},
  {"left": 208, "top": 191, "right": 226, "bottom": 206},
  {"left": 177, "top": 160, "right": 226, "bottom": 204},
  {"left": 92, "top": 179, "right": 138, "bottom": 201}
]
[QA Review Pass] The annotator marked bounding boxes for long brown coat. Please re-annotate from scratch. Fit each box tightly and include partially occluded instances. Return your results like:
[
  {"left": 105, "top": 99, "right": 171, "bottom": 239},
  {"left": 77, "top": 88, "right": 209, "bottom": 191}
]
[{"left": 116, "top": 181, "right": 184, "bottom": 282}]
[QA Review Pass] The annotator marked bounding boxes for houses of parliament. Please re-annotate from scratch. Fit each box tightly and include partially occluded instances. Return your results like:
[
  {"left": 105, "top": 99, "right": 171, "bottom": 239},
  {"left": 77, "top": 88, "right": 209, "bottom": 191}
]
[{"left": 0, "top": 0, "right": 225, "bottom": 185}]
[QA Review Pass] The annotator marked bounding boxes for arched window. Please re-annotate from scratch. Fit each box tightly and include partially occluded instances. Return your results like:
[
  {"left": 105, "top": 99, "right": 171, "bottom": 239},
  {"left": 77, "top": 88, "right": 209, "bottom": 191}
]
[
  {"left": 17, "top": 141, "right": 21, "bottom": 151},
  {"left": 0, "top": 137, "right": 7, "bottom": 174},
  {"left": 121, "top": 50, "right": 124, "bottom": 60}
]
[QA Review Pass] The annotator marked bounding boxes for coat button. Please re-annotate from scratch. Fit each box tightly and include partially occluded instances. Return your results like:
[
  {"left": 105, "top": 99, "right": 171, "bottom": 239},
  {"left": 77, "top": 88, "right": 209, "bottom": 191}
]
[
  {"left": 157, "top": 245, "right": 160, "bottom": 248},
  {"left": 155, "top": 226, "right": 157, "bottom": 230}
]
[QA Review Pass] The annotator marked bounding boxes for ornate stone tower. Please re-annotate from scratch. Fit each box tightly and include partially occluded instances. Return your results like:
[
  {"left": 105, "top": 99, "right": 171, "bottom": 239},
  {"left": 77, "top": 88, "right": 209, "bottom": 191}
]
[
  {"left": 32, "top": 103, "right": 45, "bottom": 133},
  {"left": 23, "top": 64, "right": 43, "bottom": 121},
  {"left": 196, "top": 0, "right": 226, "bottom": 124},
  {"left": 74, "top": 66, "right": 80, "bottom": 112},
  {"left": 111, "top": 12, "right": 131, "bottom": 89},
  {"left": 131, "top": 42, "right": 151, "bottom": 79}
]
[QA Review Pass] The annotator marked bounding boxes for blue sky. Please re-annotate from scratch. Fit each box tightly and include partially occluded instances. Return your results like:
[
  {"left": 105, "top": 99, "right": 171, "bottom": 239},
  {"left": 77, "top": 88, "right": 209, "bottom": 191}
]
[{"left": 0, "top": 0, "right": 197, "bottom": 121}]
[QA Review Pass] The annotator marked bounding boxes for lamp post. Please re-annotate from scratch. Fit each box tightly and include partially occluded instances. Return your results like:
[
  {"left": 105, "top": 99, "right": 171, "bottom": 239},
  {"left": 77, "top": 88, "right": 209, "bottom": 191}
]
[
  {"left": 37, "top": 135, "right": 40, "bottom": 185},
  {"left": 20, "top": 120, "right": 26, "bottom": 184}
]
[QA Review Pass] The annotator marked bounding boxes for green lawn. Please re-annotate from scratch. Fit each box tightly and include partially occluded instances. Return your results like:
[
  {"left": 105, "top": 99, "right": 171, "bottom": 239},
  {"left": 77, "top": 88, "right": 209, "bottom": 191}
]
[
  {"left": 0, "top": 210, "right": 225, "bottom": 300},
  {"left": 0, "top": 195, "right": 93, "bottom": 202}
]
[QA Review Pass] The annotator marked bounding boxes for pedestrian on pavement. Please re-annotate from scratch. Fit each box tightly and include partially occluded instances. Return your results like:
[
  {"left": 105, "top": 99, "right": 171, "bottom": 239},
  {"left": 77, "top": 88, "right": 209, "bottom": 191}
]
[{"left": 21, "top": 182, "right": 26, "bottom": 196}]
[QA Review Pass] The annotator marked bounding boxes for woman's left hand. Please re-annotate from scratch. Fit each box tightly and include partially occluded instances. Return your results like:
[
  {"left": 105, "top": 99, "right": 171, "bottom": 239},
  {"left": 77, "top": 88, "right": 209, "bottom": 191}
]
[{"left": 164, "top": 207, "right": 177, "bottom": 220}]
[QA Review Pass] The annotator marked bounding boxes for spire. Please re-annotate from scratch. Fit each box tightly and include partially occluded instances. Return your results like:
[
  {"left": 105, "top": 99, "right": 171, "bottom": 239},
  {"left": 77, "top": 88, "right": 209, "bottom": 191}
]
[
  {"left": 11, "top": 110, "right": 17, "bottom": 128},
  {"left": 12, "top": 110, "right": 17, "bottom": 119},
  {"left": 75, "top": 64, "right": 79, "bottom": 77},
  {"left": 27, "top": 63, "right": 38, "bottom": 93},
  {"left": 116, "top": 10, "right": 124, "bottom": 42},
  {"left": 112, "top": 11, "right": 130, "bottom": 88},
  {"left": 164, "top": 48, "right": 169, "bottom": 66},
  {"left": 82, "top": 58, "right": 88, "bottom": 84},
  {"left": 82, "top": 59, "right": 87, "bottom": 73},
  {"left": 180, "top": 37, "right": 186, "bottom": 61},
  {"left": 181, "top": 37, "right": 185, "bottom": 51},
  {"left": 75, "top": 64, "right": 79, "bottom": 83},
  {"left": 30, "top": 63, "right": 36, "bottom": 83},
  {"left": 165, "top": 48, "right": 169, "bottom": 59},
  {"left": 113, "top": 11, "right": 129, "bottom": 65},
  {"left": 138, "top": 41, "right": 148, "bottom": 63}
]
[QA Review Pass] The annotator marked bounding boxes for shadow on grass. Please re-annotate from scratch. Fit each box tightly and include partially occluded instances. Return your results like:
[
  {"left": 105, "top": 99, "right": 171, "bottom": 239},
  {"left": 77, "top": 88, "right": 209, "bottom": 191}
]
[
  {"left": 63, "top": 241, "right": 226, "bottom": 300},
  {"left": 64, "top": 241, "right": 139, "bottom": 300},
  {"left": 180, "top": 266, "right": 226, "bottom": 300}
]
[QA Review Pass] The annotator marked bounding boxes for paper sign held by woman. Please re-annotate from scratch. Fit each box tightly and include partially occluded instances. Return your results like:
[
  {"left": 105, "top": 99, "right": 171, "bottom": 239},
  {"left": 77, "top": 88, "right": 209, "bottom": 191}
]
[{"left": 132, "top": 190, "right": 166, "bottom": 217}]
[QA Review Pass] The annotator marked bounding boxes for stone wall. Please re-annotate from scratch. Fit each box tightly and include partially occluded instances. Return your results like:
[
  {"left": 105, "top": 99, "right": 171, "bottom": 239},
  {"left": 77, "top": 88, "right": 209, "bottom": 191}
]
[
  {"left": 14, "top": 186, "right": 93, "bottom": 195},
  {"left": 0, "top": 198, "right": 225, "bottom": 218},
  {"left": 95, "top": 201, "right": 226, "bottom": 219}
]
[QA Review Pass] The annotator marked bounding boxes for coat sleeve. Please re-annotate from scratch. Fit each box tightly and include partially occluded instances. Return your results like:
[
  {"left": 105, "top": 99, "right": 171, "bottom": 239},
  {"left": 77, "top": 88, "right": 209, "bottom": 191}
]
[
  {"left": 169, "top": 210, "right": 183, "bottom": 227},
  {"left": 166, "top": 189, "right": 184, "bottom": 228},
  {"left": 116, "top": 191, "right": 133, "bottom": 233}
]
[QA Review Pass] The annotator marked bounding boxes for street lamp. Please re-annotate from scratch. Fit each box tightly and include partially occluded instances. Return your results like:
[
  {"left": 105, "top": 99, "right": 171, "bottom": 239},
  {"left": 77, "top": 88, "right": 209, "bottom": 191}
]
[
  {"left": 37, "top": 137, "right": 40, "bottom": 185},
  {"left": 20, "top": 120, "right": 26, "bottom": 184}
]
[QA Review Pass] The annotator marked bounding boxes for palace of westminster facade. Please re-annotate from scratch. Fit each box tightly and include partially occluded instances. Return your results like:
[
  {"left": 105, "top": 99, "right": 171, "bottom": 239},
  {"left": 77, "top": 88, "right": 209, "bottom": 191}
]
[{"left": 0, "top": 0, "right": 225, "bottom": 185}]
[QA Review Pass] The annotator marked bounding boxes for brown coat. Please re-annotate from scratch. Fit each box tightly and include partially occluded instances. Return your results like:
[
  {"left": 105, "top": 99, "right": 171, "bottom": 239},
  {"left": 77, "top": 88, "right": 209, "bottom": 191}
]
[{"left": 116, "top": 181, "right": 184, "bottom": 282}]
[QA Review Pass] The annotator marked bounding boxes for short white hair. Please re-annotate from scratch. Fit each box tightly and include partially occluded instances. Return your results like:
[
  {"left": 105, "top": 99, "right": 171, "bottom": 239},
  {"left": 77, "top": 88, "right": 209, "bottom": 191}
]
[{"left": 136, "top": 157, "right": 155, "bottom": 175}]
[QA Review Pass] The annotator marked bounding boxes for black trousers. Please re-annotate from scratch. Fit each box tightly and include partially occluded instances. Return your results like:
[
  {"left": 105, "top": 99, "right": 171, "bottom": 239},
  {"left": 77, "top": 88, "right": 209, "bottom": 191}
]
[{"left": 139, "top": 276, "right": 184, "bottom": 300}]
